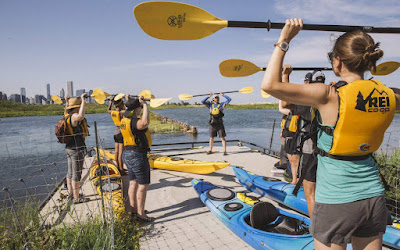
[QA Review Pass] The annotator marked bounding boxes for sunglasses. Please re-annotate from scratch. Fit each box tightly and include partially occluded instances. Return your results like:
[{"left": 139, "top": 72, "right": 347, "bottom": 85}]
[{"left": 327, "top": 52, "right": 336, "bottom": 64}]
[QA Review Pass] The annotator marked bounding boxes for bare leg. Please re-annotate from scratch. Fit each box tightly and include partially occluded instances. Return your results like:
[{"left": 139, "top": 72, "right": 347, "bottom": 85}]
[
  {"left": 351, "top": 234, "right": 383, "bottom": 250},
  {"left": 209, "top": 137, "right": 214, "bottom": 152},
  {"left": 66, "top": 177, "right": 73, "bottom": 196},
  {"left": 288, "top": 154, "right": 300, "bottom": 184},
  {"left": 118, "top": 143, "right": 124, "bottom": 173},
  {"left": 128, "top": 180, "right": 138, "bottom": 213},
  {"left": 314, "top": 238, "right": 346, "bottom": 250},
  {"left": 72, "top": 180, "right": 80, "bottom": 199},
  {"left": 136, "top": 184, "right": 149, "bottom": 217},
  {"left": 114, "top": 142, "right": 119, "bottom": 169},
  {"left": 303, "top": 180, "right": 316, "bottom": 218},
  {"left": 221, "top": 137, "right": 227, "bottom": 153}
]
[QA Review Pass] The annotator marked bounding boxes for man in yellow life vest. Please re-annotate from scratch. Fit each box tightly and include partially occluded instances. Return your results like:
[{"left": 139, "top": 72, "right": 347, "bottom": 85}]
[
  {"left": 120, "top": 96, "right": 154, "bottom": 222},
  {"left": 64, "top": 93, "right": 90, "bottom": 204},
  {"left": 201, "top": 92, "right": 231, "bottom": 155}
]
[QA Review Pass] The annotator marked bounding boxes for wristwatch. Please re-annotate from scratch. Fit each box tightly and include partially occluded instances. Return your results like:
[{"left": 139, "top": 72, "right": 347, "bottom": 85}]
[{"left": 274, "top": 41, "right": 289, "bottom": 52}]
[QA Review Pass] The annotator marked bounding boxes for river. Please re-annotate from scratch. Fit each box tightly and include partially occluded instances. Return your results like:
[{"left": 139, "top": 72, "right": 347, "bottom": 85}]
[{"left": 0, "top": 109, "right": 399, "bottom": 202}]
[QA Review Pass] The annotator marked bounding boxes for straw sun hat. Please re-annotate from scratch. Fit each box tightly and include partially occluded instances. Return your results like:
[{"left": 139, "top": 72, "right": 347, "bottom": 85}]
[{"left": 66, "top": 97, "right": 82, "bottom": 110}]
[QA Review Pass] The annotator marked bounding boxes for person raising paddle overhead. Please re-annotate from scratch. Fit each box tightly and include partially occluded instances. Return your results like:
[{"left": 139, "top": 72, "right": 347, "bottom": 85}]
[
  {"left": 262, "top": 18, "right": 400, "bottom": 249},
  {"left": 201, "top": 92, "right": 231, "bottom": 155}
]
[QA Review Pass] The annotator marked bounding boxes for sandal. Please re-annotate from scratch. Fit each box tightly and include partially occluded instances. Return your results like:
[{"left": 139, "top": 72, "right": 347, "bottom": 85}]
[{"left": 206, "top": 150, "right": 213, "bottom": 155}]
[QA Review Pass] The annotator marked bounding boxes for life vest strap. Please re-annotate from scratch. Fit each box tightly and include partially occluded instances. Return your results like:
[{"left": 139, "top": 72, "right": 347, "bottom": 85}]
[
  {"left": 315, "top": 147, "right": 371, "bottom": 161},
  {"left": 319, "top": 126, "right": 334, "bottom": 136}
]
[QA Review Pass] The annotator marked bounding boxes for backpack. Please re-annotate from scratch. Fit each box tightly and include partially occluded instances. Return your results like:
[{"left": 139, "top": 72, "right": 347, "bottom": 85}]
[{"left": 55, "top": 114, "right": 72, "bottom": 144}]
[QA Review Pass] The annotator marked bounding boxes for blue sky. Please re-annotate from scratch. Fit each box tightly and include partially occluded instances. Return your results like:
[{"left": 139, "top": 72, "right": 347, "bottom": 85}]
[{"left": 1, "top": 0, "right": 400, "bottom": 104}]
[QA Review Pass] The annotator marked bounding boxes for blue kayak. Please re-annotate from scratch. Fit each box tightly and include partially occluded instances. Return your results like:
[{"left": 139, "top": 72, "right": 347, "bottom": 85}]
[
  {"left": 233, "top": 166, "right": 400, "bottom": 249},
  {"left": 191, "top": 178, "right": 315, "bottom": 250}
]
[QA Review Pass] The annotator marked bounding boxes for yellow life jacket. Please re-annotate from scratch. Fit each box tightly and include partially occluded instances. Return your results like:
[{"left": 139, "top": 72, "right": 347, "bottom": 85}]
[
  {"left": 120, "top": 117, "right": 152, "bottom": 148},
  {"left": 328, "top": 80, "right": 395, "bottom": 156},
  {"left": 64, "top": 113, "right": 89, "bottom": 138},
  {"left": 110, "top": 110, "right": 121, "bottom": 127},
  {"left": 284, "top": 114, "right": 299, "bottom": 133},
  {"left": 280, "top": 118, "right": 286, "bottom": 129},
  {"left": 210, "top": 103, "right": 221, "bottom": 115}
]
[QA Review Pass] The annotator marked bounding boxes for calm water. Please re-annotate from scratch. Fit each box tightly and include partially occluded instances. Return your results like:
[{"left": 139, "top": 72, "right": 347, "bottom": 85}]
[{"left": 0, "top": 108, "right": 399, "bottom": 202}]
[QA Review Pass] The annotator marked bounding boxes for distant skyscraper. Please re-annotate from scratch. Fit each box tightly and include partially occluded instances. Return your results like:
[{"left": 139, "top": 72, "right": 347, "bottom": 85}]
[
  {"left": 46, "top": 84, "right": 51, "bottom": 103},
  {"left": 67, "top": 81, "right": 73, "bottom": 97},
  {"left": 20, "top": 88, "right": 26, "bottom": 104},
  {"left": 88, "top": 89, "right": 93, "bottom": 103},
  {"left": 2, "top": 93, "right": 7, "bottom": 101},
  {"left": 60, "top": 88, "right": 65, "bottom": 98},
  {"left": 35, "top": 94, "right": 45, "bottom": 105},
  {"left": 76, "top": 89, "right": 85, "bottom": 97},
  {"left": 0, "top": 91, "right": 2, "bottom": 101},
  {"left": 10, "top": 94, "right": 21, "bottom": 103}
]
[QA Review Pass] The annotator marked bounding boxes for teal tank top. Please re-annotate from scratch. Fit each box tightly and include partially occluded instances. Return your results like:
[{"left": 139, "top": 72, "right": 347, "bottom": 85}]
[{"left": 315, "top": 124, "right": 384, "bottom": 204}]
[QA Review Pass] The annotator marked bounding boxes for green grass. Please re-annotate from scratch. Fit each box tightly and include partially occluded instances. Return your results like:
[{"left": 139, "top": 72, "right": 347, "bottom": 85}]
[
  {"left": 0, "top": 100, "right": 107, "bottom": 118},
  {"left": 375, "top": 149, "right": 400, "bottom": 215},
  {"left": 0, "top": 200, "right": 141, "bottom": 249}
]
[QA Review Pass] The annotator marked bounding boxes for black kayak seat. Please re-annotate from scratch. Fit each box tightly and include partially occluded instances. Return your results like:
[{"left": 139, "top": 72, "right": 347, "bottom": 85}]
[
  {"left": 249, "top": 202, "right": 309, "bottom": 235},
  {"left": 250, "top": 202, "right": 279, "bottom": 230}
]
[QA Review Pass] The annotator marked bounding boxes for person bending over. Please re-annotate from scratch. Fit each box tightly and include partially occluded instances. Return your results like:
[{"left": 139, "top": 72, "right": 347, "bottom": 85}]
[{"left": 201, "top": 92, "right": 231, "bottom": 155}]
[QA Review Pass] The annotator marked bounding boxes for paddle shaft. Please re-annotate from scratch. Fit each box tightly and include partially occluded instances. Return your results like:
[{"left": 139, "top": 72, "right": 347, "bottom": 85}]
[
  {"left": 260, "top": 67, "right": 332, "bottom": 71},
  {"left": 192, "top": 91, "right": 239, "bottom": 98},
  {"left": 228, "top": 20, "right": 400, "bottom": 34}
]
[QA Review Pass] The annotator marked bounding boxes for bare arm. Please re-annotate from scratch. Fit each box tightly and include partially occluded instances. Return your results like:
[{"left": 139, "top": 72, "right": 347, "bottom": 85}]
[
  {"left": 280, "top": 65, "right": 295, "bottom": 110},
  {"left": 71, "top": 94, "right": 86, "bottom": 126},
  {"left": 261, "top": 19, "right": 333, "bottom": 110},
  {"left": 279, "top": 100, "right": 291, "bottom": 115},
  {"left": 107, "top": 97, "right": 113, "bottom": 114},
  {"left": 136, "top": 96, "right": 149, "bottom": 130}
]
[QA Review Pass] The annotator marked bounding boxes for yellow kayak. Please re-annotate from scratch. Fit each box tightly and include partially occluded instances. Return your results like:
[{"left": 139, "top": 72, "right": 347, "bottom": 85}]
[
  {"left": 147, "top": 154, "right": 229, "bottom": 174},
  {"left": 90, "top": 159, "right": 125, "bottom": 218},
  {"left": 94, "top": 147, "right": 230, "bottom": 174}
]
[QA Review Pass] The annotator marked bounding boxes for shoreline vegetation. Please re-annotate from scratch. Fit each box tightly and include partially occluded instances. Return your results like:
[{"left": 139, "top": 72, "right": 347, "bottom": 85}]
[{"left": 0, "top": 100, "right": 279, "bottom": 118}]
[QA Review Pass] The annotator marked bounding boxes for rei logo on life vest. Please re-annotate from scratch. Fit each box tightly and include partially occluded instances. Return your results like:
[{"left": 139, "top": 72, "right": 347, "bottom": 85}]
[{"left": 355, "top": 88, "right": 390, "bottom": 114}]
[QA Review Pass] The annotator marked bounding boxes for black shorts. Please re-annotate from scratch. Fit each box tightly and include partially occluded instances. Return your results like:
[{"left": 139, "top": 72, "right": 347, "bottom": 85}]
[
  {"left": 284, "top": 136, "right": 300, "bottom": 155},
  {"left": 301, "top": 153, "right": 316, "bottom": 182},
  {"left": 209, "top": 123, "right": 226, "bottom": 138},
  {"left": 114, "top": 133, "right": 123, "bottom": 143}
]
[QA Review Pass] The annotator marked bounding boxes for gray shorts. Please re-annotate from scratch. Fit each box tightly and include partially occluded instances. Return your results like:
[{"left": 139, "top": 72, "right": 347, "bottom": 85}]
[
  {"left": 65, "top": 148, "right": 85, "bottom": 181},
  {"left": 310, "top": 196, "right": 392, "bottom": 245},
  {"left": 209, "top": 123, "right": 226, "bottom": 138}
]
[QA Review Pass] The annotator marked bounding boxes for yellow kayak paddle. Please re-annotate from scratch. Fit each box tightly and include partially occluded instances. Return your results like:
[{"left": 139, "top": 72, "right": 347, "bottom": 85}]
[{"left": 134, "top": 1, "right": 400, "bottom": 41}]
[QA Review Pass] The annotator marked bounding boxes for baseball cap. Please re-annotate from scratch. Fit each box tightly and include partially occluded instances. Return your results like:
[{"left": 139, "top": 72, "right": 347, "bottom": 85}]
[
  {"left": 125, "top": 99, "right": 142, "bottom": 111},
  {"left": 304, "top": 70, "right": 326, "bottom": 83}
]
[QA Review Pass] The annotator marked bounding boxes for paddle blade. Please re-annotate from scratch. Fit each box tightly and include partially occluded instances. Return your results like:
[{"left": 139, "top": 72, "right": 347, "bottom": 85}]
[
  {"left": 51, "top": 95, "right": 63, "bottom": 104},
  {"left": 371, "top": 61, "right": 400, "bottom": 75},
  {"left": 151, "top": 94, "right": 155, "bottom": 99},
  {"left": 134, "top": 1, "right": 228, "bottom": 40},
  {"left": 114, "top": 93, "right": 125, "bottom": 101},
  {"left": 91, "top": 88, "right": 107, "bottom": 104},
  {"left": 261, "top": 90, "right": 271, "bottom": 98},
  {"left": 178, "top": 94, "right": 193, "bottom": 101},
  {"left": 219, "top": 59, "right": 263, "bottom": 77},
  {"left": 149, "top": 98, "right": 172, "bottom": 108},
  {"left": 138, "top": 90, "right": 152, "bottom": 99},
  {"left": 239, "top": 87, "right": 254, "bottom": 94}
]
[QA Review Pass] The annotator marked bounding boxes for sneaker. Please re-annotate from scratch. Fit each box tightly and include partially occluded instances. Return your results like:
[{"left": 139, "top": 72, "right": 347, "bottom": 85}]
[
  {"left": 223, "top": 152, "right": 228, "bottom": 156},
  {"left": 73, "top": 197, "right": 90, "bottom": 204}
]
